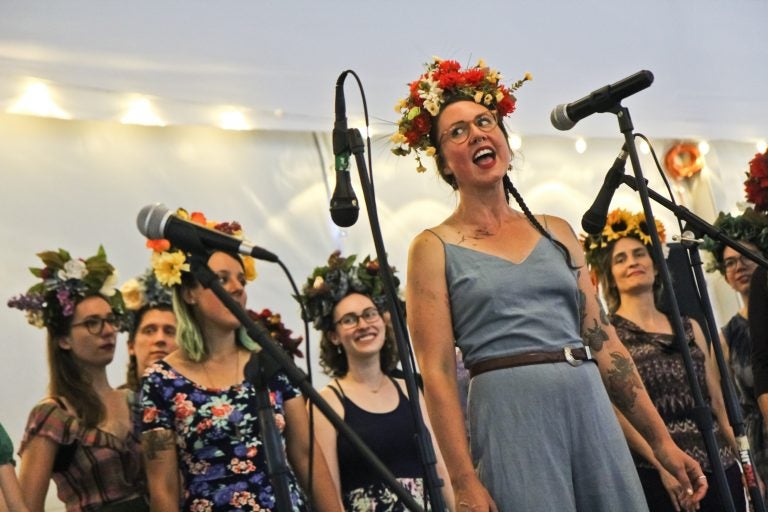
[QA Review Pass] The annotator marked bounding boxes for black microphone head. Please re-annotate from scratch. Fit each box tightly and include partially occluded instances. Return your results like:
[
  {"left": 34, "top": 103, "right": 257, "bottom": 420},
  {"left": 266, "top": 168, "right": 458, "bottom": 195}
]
[
  {"left": 137, "top": 203, "right": 172, "bottom": 239},
  {"left": 550, "top": 104, "right": 575, "bottom": 131},
  {"left": 330, "top": 202, "right": 359, "bottom": 227},
  {"left": 581, "top": 211, "right": 607, "bottom": 236}
]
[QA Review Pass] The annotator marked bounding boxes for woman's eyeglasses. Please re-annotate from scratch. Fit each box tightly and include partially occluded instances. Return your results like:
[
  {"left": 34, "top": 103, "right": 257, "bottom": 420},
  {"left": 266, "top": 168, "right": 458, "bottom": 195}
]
[
  {"left": 723, "top": 254, "right": 756, "bottom": 272},
  {"left": 71, "top": 315, "right": 121, "bottom": 335},
  {"left": 334, "top": 307, "right": 381, "bottom": 329},
  {"left": 439, "top": 111, "right": 498, "bottom": 145}
]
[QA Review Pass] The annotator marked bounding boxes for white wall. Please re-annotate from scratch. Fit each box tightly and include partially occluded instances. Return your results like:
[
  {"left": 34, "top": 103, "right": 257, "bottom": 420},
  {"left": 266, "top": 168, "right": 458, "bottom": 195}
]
[{"left": 0, "top": 112, "right": 755, "bottom": 508}]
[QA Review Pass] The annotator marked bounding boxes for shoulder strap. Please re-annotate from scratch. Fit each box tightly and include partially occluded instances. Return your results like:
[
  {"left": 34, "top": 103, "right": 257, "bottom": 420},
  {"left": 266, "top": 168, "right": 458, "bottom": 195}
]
[
  {"left": 329, "top": 379, "right": 346, "bottom": 401},
  {"left": 424, "top": 228, "right": 446, "bottom": 246}
]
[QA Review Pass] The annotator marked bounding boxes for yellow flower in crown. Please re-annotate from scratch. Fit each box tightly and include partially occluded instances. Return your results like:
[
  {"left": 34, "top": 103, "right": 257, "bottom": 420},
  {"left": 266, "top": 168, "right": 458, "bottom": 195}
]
[
  {"left": 582, "top": 209, "right": 667, "bottom": 268},
  {"left": 391, "top": 56, "right": 531, "bottom": 173},
  {"left": 146, "top": 207, "right": 258, "bottom": 286},
  {"left": 602, "top": 208, "right": 637, "bottom": 241}
]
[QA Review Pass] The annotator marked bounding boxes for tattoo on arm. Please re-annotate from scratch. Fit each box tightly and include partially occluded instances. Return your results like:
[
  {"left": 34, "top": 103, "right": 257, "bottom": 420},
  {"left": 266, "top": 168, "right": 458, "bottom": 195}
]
[
  {"left": 604, "top": 351, "right": 643, "bottom": 413},
  {"left": 596, "top": 294, "right": 610, "bottom": 326},
  {"left": 142, "top": 430, "right": 176, "bottom": 460},
  {"left": 583, "top": 318, "right": 608, "bottom": 352}
]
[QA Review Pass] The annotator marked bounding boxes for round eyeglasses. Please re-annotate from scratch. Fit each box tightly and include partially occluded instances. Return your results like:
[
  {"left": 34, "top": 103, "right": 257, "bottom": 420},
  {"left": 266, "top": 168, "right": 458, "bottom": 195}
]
[
  {"left": 439, "top": 111, "right": 498, "bottom": 145},
  {"left": 723, "top": 254, "right": 755, "bottom": 272},
  {"left": 334, "top": 307, "right": 381, "bottom": 329},
  {"left": 71, "top": 315, "right": 121, "bottom": 335}
]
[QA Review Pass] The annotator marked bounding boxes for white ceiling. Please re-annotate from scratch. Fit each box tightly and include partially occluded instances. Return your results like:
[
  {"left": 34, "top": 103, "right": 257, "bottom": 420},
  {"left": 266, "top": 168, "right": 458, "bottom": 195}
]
[{"left": 0, "top": 0, "right": 766, "bottom": 141}]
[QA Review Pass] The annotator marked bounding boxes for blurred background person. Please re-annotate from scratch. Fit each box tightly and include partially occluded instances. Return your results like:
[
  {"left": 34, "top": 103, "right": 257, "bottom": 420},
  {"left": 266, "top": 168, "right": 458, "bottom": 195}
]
[{"left": 0, "top": 422, "right": 29, "bottom": 512}]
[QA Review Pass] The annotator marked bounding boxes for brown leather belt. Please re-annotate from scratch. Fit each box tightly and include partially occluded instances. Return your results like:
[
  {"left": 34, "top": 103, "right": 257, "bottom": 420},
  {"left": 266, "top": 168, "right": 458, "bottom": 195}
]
[{"left": 468, "top": 346, "right": 595, "bottom": 378}]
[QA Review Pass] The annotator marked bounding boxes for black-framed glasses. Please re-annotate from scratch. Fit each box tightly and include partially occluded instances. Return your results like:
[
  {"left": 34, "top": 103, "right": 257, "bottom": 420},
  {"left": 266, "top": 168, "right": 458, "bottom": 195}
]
[
  {"left": 723, "top": 254, "right": 756, "bottom": 272},
  {"left": 334, "top": 307, "right": 381, "bottom": 329},
  {"left": 71, "top": 315, "right": 121, "bottom": 335},
  {"left": 439, "top": 111, "right": 498, "bottom": 145}
]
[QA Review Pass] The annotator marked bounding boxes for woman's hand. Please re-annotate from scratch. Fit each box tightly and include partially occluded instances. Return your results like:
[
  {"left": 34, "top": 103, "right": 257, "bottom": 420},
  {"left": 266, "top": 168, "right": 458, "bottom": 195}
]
[
  {"left": 654, "top": 442, "right": 708, "bottom": 510},
  {"left": 453, "top": 475, "right": 498, "bottom": 512},
  {"left": 659, "top": 466, "right": 701, "bottom": 512}
]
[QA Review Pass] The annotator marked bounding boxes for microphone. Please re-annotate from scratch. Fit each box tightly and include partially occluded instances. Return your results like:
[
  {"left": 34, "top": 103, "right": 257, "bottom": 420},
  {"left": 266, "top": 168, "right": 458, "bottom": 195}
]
[
  {"left": 581, "top": 146, "right": 629, "bottom": 235},
  {"left": 550, "top": 70, "right": 654, "bottom": 131},
  {"left": 137, "top": 203, "right": 279, "bottom": 263},
  {"left": 329, "top": 72, "right": 360, "bottom": 227}
]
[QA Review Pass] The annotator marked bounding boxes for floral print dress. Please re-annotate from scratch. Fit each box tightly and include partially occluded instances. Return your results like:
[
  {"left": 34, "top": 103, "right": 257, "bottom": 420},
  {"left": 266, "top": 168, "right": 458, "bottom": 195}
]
[{"left": 140, "top": 360, "right": 308, "bottom": 511}]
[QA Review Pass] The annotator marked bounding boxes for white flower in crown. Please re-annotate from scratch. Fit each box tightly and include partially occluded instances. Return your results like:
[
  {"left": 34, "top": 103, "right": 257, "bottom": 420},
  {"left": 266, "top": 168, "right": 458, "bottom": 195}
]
[
  {"left": 99, "top": 271, "right": 119, "bottom": 297},
  {"left": 120, "top": 278, "right": 145, "bottom": 311},
  {"left": 58, "top": 259, "right": 87, "bottom": 280}
]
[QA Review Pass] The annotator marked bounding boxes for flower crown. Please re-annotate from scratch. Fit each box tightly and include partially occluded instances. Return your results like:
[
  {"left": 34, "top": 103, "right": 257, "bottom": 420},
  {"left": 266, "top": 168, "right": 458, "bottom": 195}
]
[
  {"left": 745, "top": 149, "right": 768, "bottom": 212},
  {"left": 581, "top": 209, "right": 667, "bottom": 269},
  {"left": 119, "top": 267, "right": 174, "bottom": 333},
  {"left": 701, "top": 208, "right": 768, "bottom": 273},
  {"left": 145, "top": 208, "right": 257, "bottom": 287},
  {"left": 391, "top": 56, "right": 531, "bottom": 173},
  {"left": 297, "top": 251, "right": 402, "bottom": 332},
  {"left": 249, "top": 308, "right": 304, "bottom": 360},
  {"left": 7, "top": 246, "right": 124, "bottom": 331}
]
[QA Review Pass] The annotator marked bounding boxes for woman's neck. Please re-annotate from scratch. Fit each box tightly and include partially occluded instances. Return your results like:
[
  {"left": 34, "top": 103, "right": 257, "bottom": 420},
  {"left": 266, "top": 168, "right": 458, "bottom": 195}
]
[
  {"left": 81, "top": 364, "right": 112, "bottom": 394},
  {"left": 343, "top": 354, "right": 385, "bottom": 386},
  {"left": 615, "top": 291, "right": 665, "bottom": 329},
  {"left": 199, "top": 323, "right": 239, "bottom": 360},
  {"left": 739, "top": 292, "right": 749, "bottom": 319}
]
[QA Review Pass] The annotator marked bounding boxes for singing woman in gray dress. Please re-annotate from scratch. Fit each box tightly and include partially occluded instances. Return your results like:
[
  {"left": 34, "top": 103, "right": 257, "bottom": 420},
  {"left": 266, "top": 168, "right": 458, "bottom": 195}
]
[{"left": 392, "top": 56, "right": 709, "bottom": 512}]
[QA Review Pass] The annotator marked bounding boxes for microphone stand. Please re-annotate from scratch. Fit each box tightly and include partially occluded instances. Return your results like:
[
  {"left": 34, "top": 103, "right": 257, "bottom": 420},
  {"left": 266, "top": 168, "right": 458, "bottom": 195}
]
[
  {"left": 243, "top": 349, "right": 294, "bottom": 509},
  {"left": 185, "top": 251, "right": 424, "bottom": 511},
  {"left": 612, "top": 104, "right": 737, "bottom": 512},
  {"left": 620, "top": 174, "right": 768, "bottom": 512},
  {"left": 344, "top": 125, "right": 447, "bottom": 511}
]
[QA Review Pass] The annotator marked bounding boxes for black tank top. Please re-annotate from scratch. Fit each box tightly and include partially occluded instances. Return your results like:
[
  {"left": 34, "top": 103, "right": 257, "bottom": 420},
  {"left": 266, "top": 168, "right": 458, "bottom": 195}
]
[{"left": 330, "top": 378, "right": 425, "bottom": 493}]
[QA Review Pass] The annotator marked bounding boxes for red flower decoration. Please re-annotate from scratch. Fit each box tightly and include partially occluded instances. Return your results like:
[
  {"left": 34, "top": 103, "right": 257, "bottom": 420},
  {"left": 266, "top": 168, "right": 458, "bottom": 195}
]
[{"left": 745, "top": 151, "right": 768, "bottom": 212}]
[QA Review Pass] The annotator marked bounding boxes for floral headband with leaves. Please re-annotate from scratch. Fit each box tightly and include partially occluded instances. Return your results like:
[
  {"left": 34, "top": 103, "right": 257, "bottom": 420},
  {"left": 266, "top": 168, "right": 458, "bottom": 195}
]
[
  {"left": 391, "top": 56, "right": 531, "bottom": 173},
  {"left": 145, "top": 208, "right": 257, "bottom": 287},
  {"left": 297, "top": 251, "right": 402, "bottom": 333},
  {"left": 701, "top": 209, "right": 768, "bottom": 273},
  {"left": 581, "top": 209, "right": 667, "bottom": 269},
  {"left": 249, "top": 308, "right": 304, "bottom": 360},
  {"left": 119, "top": 267, "right": 174, "bottom": 333},
  {"left": 7, "top": 246, "right": 124, "bottom": 332}
]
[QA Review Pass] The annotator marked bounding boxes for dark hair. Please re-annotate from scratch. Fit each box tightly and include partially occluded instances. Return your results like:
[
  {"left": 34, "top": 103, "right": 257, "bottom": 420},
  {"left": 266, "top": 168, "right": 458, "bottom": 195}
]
[
  {"left": 124, "top": 303, "right": 175, "bottom": 392},
  {"left": 319, "top": 318, "right": 399, "bottom": 378},
  {"left": 429, "top": 99, "right": 575, "bottom": 268},
  {"left": 47, "top": 294, "right": 109, "bottom": 428},
  {"left": 595, "top": 237, "right": 664, "bottom": 314}
]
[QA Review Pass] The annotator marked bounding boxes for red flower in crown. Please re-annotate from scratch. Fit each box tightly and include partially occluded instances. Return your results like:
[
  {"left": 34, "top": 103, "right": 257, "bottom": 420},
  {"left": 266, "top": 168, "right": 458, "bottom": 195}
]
[
  {"left": 746, "top": 150, "right": 768, "bottom": 212},
  {"left": 391, "top": 57, "right": 530, "bottom": 173}
]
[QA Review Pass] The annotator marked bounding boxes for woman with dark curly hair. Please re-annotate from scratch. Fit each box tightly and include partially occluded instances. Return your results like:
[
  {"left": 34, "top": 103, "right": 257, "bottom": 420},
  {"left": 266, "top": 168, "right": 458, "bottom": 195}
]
[{"left": 298, "top": 251, "right": 452, "bottom": 511}]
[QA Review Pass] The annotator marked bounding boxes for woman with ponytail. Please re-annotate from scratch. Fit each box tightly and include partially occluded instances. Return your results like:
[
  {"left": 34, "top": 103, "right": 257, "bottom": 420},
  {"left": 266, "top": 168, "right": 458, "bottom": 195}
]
[{"left": 392, "top": 57, "right": 706, "bottom": 511}]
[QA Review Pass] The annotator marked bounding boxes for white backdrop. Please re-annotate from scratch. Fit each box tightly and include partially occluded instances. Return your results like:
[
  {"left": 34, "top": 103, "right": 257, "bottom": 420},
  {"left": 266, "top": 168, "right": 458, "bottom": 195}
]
[{"left": 0, "top": 111, "right": 754, "bottom": 508}]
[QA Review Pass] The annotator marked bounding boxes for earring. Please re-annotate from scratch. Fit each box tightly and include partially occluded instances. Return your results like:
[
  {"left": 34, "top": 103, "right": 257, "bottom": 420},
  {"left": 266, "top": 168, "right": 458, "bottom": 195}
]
[{"left": 336, "top": 345, "right": 343, "bottom": 355}]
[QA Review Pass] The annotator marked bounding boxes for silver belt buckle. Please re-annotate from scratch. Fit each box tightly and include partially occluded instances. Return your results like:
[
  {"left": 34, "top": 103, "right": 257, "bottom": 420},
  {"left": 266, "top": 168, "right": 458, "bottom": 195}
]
[{"left": 564, "top": 346, "right": 583, "bottom": 367}]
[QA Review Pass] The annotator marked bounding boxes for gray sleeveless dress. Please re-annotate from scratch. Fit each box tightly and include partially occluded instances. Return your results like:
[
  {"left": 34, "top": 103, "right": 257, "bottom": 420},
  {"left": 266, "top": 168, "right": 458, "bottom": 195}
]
[{"left": 440, "top": 234, "right": 648, "bottom": 511}]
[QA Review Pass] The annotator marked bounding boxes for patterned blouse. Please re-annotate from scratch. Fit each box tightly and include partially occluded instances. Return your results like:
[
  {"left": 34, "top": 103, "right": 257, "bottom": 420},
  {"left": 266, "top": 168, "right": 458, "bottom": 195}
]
[
  {"left": 139, "top": 360, "right": 308, "bottom": 511},
  {"left": 19, "top": 395, "right": 147, "bottom": 511},
  {"left": 612, "top": 315, "right": 736, "bottom": 471}
]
